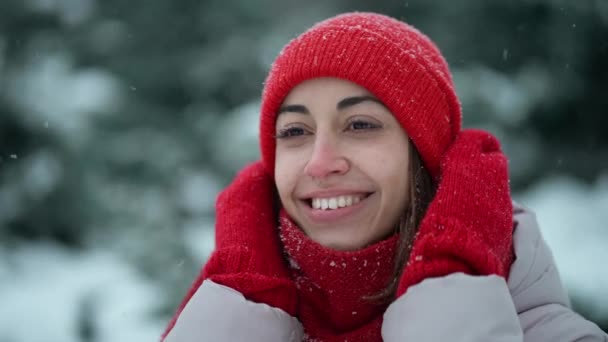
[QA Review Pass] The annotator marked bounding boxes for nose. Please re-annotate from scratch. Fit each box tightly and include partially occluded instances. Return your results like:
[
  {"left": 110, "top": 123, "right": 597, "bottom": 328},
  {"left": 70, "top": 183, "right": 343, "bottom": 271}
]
[{"left": 303, "top": 135, "right": 349, "bottom": 179}]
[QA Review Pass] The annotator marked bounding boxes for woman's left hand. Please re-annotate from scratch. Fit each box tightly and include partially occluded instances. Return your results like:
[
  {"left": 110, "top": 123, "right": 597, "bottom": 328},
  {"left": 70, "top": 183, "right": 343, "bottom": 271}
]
[{"left": 397, "top": 129, "right": 515, "bottom": 296}]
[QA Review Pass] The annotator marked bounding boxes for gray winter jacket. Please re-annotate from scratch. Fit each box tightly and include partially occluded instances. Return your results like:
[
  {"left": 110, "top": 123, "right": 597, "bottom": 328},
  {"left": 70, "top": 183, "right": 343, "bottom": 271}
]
[{"left": 164, "top": 204, "right": 608, "bottom": 341}]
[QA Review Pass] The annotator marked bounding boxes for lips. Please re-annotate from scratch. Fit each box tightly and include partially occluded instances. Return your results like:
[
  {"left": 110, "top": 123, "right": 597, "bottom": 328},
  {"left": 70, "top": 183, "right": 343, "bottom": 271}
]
[{"left": 299, "top": 191, "right": 373, "bottom": 224}]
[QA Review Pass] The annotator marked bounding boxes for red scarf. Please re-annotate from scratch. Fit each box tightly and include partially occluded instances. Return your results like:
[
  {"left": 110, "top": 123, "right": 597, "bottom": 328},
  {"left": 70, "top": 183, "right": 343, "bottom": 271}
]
[{"left": 278, "top": 209, "right": 398, "bottom": 342}]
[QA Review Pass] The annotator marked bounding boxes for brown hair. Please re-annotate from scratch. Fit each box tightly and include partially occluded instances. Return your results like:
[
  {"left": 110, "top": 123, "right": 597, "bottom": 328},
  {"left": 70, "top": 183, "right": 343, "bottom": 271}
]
[{"left": 368, "top": 142, "right": 436, "bottom": 303}]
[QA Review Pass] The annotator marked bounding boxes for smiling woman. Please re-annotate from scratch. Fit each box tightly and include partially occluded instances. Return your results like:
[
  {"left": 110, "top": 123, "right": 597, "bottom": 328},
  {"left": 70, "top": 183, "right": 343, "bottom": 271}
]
[
  {"left": 161, "top": 12, "right": 607, "bottom": 342},
  {"left": 274, "top": 78, "right": 412, "bottom": 252}
]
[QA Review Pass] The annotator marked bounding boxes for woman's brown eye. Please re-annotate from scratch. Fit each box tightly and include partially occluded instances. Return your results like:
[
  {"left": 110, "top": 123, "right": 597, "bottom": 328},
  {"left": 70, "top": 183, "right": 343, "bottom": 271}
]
[
  {"left": 276, "top": 127, "right": 306, "bottom": 139},
  {"left": 348, "top": 120, "right": 381, "bottom": 131}
]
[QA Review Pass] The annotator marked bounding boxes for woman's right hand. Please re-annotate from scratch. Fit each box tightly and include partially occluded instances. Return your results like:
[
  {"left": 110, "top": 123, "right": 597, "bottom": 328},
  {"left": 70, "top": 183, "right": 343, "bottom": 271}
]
[
  {"left": 212, "top": 160, "right": 292, "bottom": 280},
  {"left": 205, "top": 161, "right": 296, "bottom": 313},
  {"left": 162, "top": 161, "right": 297, "bottom": 340}
]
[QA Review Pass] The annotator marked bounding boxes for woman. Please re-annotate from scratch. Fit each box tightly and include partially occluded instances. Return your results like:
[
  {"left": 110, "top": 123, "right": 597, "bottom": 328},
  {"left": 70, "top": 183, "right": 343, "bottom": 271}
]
[{"left": 162, "top": 12, "right": 607, "bottom": 341}]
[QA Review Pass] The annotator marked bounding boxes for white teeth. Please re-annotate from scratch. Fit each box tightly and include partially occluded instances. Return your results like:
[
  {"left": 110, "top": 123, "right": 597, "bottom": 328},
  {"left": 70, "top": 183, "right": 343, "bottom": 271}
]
[
  {"left": 311, "top": 195, "right": 364, "bottom": 210},
  {"left": 328, "top": 198, "right": 338, "bottom": 209},
  {"left": 321, "top": 198, "right": 329, "bottom": 210}
]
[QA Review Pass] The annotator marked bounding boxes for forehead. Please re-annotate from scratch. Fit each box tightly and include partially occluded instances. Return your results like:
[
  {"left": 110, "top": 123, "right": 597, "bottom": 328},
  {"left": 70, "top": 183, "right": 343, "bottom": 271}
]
[{"left": 282, "top": 77, "right": 373, "bottom": 103}]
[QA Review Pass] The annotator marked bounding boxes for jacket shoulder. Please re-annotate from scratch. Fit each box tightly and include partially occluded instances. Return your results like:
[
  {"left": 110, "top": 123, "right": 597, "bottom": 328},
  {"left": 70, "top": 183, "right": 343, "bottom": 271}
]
[
  {"left": 163, "top": 280, "right": 303, "bottom": 342},
  {"left": 508, "top": 201, "right": 570, "bottom": 310},
  {"left": 509, "top": 202, "right": 608, "bottom": 341}
]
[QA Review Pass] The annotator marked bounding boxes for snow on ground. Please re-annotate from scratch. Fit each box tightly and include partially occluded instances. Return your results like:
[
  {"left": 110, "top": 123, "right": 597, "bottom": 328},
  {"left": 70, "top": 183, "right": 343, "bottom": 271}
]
[{"left": 0, "top": 243, "right": 165, "bottom": 342}]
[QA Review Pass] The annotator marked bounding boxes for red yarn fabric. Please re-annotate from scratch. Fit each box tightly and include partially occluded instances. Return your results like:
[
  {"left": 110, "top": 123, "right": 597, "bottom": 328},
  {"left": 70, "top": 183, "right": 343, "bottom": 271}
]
[
  {"left": 397, "top": 129, "right": 515, "bottom": 296},
  {"left": 279, "top": 209, "right": 398, "bottom": 342},
  {"left": 260, "top": 12, "right": 462, "bottom": 179},
  {"left": 161, "top": 162, "right": 296, "bottom": 340},
  {"left": 164, "top": 11, "right": 516, "bottom": 342}
]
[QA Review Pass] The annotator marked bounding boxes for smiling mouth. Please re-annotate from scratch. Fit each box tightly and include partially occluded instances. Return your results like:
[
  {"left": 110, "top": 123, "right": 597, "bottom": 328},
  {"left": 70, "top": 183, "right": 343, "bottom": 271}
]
[{"left": 307, "top": 193, "right": 372, "bottom": 210}]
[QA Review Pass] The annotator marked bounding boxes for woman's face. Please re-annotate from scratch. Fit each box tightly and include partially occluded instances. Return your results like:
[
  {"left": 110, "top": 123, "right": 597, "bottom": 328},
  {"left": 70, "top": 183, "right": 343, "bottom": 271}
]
[{"left": 274, "top": 77, "right": 411, "bottom": 251}]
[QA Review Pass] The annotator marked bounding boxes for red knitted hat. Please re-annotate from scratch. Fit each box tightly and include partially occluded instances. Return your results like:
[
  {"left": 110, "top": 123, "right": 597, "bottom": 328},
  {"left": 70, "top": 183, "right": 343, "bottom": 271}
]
[{"left": 259, "top": 12, "right": 462, "bottom": 179}]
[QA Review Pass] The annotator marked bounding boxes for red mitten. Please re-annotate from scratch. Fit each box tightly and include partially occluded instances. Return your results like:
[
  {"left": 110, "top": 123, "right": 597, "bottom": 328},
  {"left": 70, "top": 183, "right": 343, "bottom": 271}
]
[
  {"left": 162, "top": 161, "right": 296, "bottom": 339},
  {"left": 397, "top": 129, "right": 515, "bottom": 297}
]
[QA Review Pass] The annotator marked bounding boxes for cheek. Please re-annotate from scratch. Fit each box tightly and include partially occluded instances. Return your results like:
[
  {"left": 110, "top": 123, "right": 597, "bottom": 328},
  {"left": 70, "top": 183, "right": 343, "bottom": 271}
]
[
  {"left": 386, "top": 150, "right": 411, "bottom": 200},
  {"left": 387, "top": 154, "right": 410, "bottom": 191},
  {"left": 354, "top": 140, "right": 411, "bottom": 206},
  {"left": 353, "top": 144, "right": 409, "bottom": 186},
  {"left": 274, "top": 148, "right": 304, "bottom": 204}
]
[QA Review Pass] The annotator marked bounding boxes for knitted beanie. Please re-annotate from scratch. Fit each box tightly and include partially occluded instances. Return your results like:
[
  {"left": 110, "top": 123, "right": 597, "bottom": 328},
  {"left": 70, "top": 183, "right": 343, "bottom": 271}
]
[{"left": 259, "top": 12, "right": 462, "bottom": 179}]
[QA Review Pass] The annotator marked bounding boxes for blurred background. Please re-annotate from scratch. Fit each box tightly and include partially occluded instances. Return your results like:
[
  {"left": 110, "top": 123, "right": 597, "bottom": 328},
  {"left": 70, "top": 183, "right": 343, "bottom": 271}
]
[{"left": 0, "top": 0, "right": 607, "bottom": 340}]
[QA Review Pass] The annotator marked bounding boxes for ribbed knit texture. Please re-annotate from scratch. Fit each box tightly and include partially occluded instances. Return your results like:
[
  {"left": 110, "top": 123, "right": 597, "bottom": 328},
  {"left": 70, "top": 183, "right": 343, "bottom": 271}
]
[
  {"left": 397, "top": 129, "right": 515, "bottom": 297},
  {"left": 260, "top": 12, "right": 462, "bottom": 179},
  {"left": 279, "top": 209, "right": 398, "bottom": 342},
  {"left": 161, "top": 162, "right": 296, "bottom": 340}
]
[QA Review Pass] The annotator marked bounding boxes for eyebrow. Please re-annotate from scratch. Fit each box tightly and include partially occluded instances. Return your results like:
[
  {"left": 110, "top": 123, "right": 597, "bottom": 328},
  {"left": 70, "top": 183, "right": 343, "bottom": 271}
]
[{"left": 277, "top": 95, "right": 385, "bottom": 115}]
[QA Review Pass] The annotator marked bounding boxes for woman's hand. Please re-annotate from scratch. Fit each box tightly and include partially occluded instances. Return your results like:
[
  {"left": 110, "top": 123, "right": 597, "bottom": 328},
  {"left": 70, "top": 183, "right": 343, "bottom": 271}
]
[
  {"left": 203, "top": 161, "right": 296, "bottom": 313},
  {"left": 162, "top": 162, "right": 296, "bottom": 340},
  {"left": 397, "top": 129, "right": 515, "bottom": 296}
]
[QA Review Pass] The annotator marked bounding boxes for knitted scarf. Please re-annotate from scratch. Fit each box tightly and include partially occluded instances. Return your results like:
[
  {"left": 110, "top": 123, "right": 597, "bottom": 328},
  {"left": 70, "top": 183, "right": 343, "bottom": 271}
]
[{"left": 278, "top": 209, "right": 398, "bottom": 342}]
